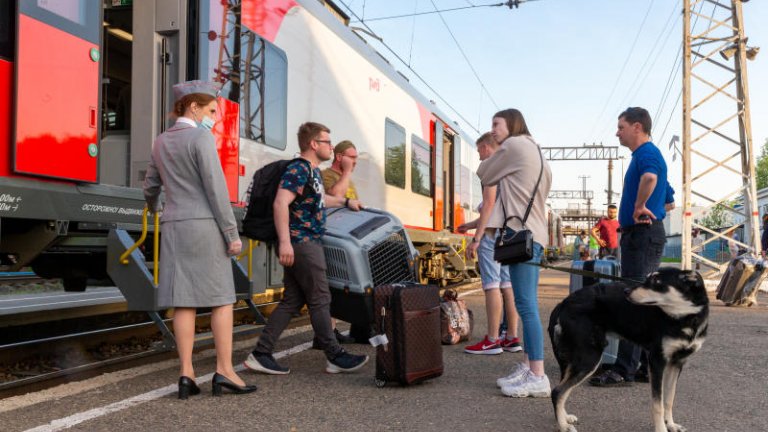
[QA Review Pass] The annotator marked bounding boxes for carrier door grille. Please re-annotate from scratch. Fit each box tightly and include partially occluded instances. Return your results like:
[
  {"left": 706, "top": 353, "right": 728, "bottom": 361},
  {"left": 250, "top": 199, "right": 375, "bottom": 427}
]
[
  {"left": 367, "top": 230, "right": 414, "bottom": 286},
  {"left": 324, "top": 246, "right": 350, "bottom": 281}
]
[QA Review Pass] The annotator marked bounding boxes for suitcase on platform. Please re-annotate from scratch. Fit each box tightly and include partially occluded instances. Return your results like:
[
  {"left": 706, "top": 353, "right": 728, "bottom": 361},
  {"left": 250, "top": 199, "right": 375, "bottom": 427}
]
[
  {"left": 716, "top": 255, "right": 767, "bottom": 307},
  {"left": 373, "top": 283, "right": 443, "bottom": 387},
  {"left": 569, "top": 258, "right": 621, "bottom": 364}
]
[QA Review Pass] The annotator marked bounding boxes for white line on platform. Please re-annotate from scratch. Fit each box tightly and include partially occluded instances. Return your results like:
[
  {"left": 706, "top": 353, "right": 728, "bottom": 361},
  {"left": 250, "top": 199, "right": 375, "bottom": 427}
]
[{"left": 22, "top": 286, "right": 482, "bottom": 431}]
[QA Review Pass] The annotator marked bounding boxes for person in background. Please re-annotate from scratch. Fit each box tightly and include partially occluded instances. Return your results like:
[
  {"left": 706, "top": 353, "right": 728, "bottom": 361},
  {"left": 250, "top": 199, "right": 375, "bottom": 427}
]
[
  {"left": 761, "top": 214, "right": 768, "bottom": 258},
  {"left": 244, "top": 122, "right": 369, "bottom": 376},
  {"left": 590, "top": 107, "right": 669, "bottom": 387},
  {"left": 592, "top": 204, "right": 620, "bottom": 258},
  {"left": 319, "top": 140, "right": 360, "bottom": 346},
  {"left": 479, "top": 108, "right": 553, "bottom": 398},
  {"left": 573, "top": 230, "right": 587, "bottom": 261},
  {"left": 458, "top": 132, "right": 521, "bottom": 355},
  {"left": 144, "top": 80, "right": 256, "bottom": 399},
  {"left": 588, "top": 232, "right": 600, "bottom": 260}
]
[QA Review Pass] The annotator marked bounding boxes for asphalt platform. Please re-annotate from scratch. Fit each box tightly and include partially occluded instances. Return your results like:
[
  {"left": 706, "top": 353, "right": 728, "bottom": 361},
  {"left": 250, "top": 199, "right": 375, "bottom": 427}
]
[{"left": 1, "top": 268, "right": 766, "bottom": 432}]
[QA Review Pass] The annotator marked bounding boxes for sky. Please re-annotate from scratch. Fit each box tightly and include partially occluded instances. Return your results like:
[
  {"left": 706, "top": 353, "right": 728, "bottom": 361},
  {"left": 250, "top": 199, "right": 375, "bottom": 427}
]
[{"left": 332, "top": 0, "right": 768, "bottom": 212}]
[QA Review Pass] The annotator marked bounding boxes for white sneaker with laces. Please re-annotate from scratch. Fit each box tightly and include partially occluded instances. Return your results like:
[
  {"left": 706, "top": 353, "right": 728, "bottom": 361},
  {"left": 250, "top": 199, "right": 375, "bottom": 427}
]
[
  {"left": 496, "top": 362, "right": 530, "bottom": 388},
  {"left": 500, "top": 371, "right": 551, "bottom": 398}
]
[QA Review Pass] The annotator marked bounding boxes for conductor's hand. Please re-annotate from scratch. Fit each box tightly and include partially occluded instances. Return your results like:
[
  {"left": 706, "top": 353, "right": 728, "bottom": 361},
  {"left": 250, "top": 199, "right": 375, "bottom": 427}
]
[
  {"left": 227, "top": 239, "right": 242, "bottom": 256},
  {"left": 466, "top": 239, "right": 480, "bottom": 261},
  {"left": 347, "top": 199, "right": 363, "bottom": 211},
  {"left": 457, "top": 223, "right": 470, "bottom": 234},
  {"left": 278, "top": 240, "right": 295, "bottom": 267}
]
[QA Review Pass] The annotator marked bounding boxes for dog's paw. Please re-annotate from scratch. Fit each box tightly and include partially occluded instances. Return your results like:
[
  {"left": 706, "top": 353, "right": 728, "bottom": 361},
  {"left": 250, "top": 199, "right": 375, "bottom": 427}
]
[
  {"left": 565, "top": 414, "right": 579, "bottom": 424},
  {"left": 665, "top": 423, "right": 687, "bottom": 432}
]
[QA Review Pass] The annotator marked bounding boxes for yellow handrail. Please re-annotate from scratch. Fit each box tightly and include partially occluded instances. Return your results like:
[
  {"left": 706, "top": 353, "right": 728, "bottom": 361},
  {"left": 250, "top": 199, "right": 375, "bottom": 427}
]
[
  {"left": 456, "top": 237, "right": 467, "bottom": 264},
  {"left": 236, "top": 239, "right": 257, "bottom": 281},
  {"left": 120, "top": 207, "right": 149, "bottom": 265},
  {"left": 153, "top": 211, "right": 159, "bottom": 286}
]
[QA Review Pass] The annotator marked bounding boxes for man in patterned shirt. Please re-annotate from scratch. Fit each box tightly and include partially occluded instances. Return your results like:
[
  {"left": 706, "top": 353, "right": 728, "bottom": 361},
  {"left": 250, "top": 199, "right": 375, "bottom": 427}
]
[{"left": 244, "top": 122, "right": 369, "bottom": 375}]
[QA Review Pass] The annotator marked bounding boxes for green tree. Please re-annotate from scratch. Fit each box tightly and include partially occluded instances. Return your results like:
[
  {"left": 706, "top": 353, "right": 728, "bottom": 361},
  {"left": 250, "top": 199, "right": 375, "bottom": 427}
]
[
  {"left": 756, "top": 138, "right": 768, "bottom": 189},
  {"left": 698, "top": 199, "right": 737, "bottom": 230}
]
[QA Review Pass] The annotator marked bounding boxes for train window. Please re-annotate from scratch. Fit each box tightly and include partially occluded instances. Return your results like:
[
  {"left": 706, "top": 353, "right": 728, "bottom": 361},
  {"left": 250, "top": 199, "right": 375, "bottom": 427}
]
[
  {"left": 460, "top": 165, "right": 471, "bottom": 209},
  {"left": 0, "top": 0, "right": 13, "bottom": 60},
  {"left": 411, "top": 135, "right": 431, "bottom": 197},
  {"left": 102, "top": 2, "right": 133, "bottom": 132},
  {"left": 384, "top": 119, "right": 406, "bottom": 189},
  {"left": 195, "top": 1, "right": 288, "bottom": 149},
  {"left": 18, "top": 0, "right": 100, "bottom": 44}
]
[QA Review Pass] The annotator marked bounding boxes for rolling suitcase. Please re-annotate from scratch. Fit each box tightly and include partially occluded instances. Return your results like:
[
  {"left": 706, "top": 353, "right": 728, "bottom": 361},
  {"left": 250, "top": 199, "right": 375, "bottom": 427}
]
[
  {"left": 373, "top": 283, "right": 443, "bottom": 387},
  {"left": 716, "top": 255, "right": 767, "bottom": 307},
  {"left": 569, "top": 258, "right": 621, "bottom": 364}
]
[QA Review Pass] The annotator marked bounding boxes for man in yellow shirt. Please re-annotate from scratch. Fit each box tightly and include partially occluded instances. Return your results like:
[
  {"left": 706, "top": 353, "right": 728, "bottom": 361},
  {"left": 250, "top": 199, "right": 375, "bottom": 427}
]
[
  {"left": 319, "top": 140, "right": 360, "bottom": 346},
  {"left": 321, "top": 140, "right": 358, "bottom": 200}
]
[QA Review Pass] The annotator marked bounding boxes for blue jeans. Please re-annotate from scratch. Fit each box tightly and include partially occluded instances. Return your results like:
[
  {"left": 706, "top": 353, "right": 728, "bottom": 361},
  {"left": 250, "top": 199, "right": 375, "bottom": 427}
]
[
  {"left": 506, "top": 242, "right": 544, "bottom": 360},
  {"left": 477, "top": 232, "right": 511, "bottom": 289}
]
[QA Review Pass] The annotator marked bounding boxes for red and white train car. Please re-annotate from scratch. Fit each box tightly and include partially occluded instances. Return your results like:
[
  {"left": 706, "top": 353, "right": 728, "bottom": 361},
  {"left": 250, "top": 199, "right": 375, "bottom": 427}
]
[{"left": 0, "top": 0, "right": 490, "bottom": 293}]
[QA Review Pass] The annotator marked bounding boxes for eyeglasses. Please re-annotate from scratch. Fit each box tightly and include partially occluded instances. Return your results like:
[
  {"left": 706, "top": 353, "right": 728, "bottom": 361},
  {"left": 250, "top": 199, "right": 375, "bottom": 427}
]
[{"left": 314, "top": 139, "right": 332, "bottom": 146}]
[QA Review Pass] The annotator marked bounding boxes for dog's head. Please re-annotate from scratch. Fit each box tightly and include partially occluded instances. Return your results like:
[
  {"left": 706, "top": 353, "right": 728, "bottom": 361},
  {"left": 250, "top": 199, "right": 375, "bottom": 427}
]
[{"left": 625, "top": 268, "right": 708, "bottom": 317}]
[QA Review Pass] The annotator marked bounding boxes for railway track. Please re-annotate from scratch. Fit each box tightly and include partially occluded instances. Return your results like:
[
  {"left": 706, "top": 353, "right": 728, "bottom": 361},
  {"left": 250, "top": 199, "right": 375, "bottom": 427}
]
[{"left": 0, "top": 281, "right": 479, "bottom": 398}]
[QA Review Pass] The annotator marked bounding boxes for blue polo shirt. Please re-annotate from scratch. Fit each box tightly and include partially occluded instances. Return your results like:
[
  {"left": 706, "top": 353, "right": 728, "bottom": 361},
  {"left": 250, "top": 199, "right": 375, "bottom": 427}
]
[{"left": 619, "top": 142, "right": 668, "bottom": 227}]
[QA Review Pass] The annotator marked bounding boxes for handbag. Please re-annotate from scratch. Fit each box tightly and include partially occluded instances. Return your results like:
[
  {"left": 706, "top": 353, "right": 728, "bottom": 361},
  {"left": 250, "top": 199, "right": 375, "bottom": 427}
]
[
  {"left": 439, "top": 289, "right": 474, "bottom": 344},
  {"left": 493, "top": 141, "right": 544, "bottom": 265}
]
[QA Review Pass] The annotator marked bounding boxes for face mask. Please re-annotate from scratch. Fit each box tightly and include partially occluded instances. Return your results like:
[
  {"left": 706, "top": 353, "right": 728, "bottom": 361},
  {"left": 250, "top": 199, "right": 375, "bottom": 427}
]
[{"left": 198, "top": 116, "right": 215, "bottom": 131}]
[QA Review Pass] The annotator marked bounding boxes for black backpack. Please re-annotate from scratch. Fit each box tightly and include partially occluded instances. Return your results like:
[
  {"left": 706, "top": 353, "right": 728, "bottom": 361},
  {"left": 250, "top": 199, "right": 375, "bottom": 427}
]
[{"left": 241, "top": 158, "right": 311, "bottom": 242}]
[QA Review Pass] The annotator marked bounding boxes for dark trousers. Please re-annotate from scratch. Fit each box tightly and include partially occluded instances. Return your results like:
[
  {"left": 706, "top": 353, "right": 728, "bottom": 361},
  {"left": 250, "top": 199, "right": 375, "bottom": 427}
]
[
  {"left": 612, "top": 221, "right": 665, "bottom": 379},
  {"left": 254, "top": 241, "right": 342, "bottom": 359}
]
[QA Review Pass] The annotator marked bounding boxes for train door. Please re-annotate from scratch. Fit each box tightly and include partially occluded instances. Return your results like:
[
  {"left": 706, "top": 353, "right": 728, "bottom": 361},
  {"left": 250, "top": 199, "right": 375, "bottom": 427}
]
[
  {"left": 432, "top": 120, "right": 457, "bottom": 231},
  {"left": 13, "top": 0, "right": 101, "bottom": 182},
  {"left": 432, "top": 121, "right": 444, "bottom": 230}
]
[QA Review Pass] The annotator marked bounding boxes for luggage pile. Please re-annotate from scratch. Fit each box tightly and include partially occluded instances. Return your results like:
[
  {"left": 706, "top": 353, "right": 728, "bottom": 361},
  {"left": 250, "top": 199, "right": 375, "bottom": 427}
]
[{"left": 716, "top": 255, "right": 767, "bottom": 307}]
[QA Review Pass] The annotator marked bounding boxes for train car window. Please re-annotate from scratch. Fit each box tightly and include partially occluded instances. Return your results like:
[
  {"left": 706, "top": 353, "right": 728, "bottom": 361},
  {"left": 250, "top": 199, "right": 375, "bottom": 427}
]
[
  {"left": 19, "top": 0, "right": 100, "bottom": 44},
  {"left": 0, "top": 0, "right": 14, "bottom": 60},
  {"left": 384, "top": 118, "right": 406, "bottom": 189},
  {"left": 195, "top": 1, "right": 288, "bottom": 149},
  {"left": 102, "top": 2, "right": 132, "bottom": 132},
  {"left": 471, "top": 174, "right": 482, "bottom": 211},
  {"left": 460, "top": 165, "right": 471, "bottom": 209},
  {"left": 411, "top": 135, "right": 431, "bottom": 197}
]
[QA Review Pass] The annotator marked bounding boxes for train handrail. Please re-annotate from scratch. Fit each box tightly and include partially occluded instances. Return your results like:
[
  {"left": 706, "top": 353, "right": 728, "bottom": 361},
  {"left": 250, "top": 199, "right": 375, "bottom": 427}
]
[
  {"left": 236, "top": 239, "right": 257, "bottom": 280},
  {"left": 119, "top": 207, "right": 160, "bottom": 286}
]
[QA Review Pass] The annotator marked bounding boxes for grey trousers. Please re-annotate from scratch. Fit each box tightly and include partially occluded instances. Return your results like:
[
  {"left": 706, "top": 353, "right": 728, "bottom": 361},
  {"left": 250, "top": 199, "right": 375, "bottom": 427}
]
[{"left": 254, "top": 241, "right": 342, "bottom": 359}]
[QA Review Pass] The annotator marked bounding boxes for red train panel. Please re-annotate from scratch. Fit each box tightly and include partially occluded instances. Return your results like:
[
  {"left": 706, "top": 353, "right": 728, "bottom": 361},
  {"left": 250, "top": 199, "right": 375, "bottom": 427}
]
[
  {"left": 213, "top": 97, "right": 240, "bottom": 203},
  {"left": 13, "top": 14, "right": 99, "bottom": 182},
  {"left": 0, "top": 59, "right": 12, "bottom": 178}
]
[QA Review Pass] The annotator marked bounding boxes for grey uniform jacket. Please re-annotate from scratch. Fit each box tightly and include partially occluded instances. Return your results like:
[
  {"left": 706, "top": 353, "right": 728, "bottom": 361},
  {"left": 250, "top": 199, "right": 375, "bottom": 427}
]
[{"left": 143, "top": 121, "right": 239, "bottom": 244}]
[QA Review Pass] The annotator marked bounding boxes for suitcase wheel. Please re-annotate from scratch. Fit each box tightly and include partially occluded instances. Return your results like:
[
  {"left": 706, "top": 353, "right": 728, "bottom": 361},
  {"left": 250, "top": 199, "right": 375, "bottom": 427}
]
[{"left": 374, "top": 377, "right": 387, "bottom": 388}]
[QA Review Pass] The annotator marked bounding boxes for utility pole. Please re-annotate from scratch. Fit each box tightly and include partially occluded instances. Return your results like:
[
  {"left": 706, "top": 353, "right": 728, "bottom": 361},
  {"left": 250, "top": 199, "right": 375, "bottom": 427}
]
[
  {"left": 580, "top": 175, "right": 591, "bottom": 225},
  {"left": 682, "top": 0, "right": 759, "bottom": 275}
]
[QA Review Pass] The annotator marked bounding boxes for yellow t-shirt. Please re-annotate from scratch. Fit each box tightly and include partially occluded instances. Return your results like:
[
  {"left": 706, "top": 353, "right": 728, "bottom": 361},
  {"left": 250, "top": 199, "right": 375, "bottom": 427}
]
[{"left": 321, "top": 168, "right": 358, "bottom": 199}]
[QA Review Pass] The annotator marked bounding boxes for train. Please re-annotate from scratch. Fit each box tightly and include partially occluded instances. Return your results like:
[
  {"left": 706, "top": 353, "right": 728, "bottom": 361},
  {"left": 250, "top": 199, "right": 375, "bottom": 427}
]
[{"left": 0, "top": 0, "right": 563, "bottom": 303}]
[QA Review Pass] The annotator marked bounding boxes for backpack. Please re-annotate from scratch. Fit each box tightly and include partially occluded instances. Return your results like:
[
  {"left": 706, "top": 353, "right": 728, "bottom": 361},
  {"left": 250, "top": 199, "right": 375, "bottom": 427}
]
[{"left": 241, "top": 158, "right": 311, "bottom": 242}]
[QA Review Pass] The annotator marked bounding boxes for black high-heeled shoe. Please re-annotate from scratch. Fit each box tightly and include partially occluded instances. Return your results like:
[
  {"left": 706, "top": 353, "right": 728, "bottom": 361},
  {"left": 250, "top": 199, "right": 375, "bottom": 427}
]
[
  {"left": 178, "top": 376, "right": 201, "bottom": 400},
  {"left": 211, "top": 372, "right": 257, "bottom": 396}
]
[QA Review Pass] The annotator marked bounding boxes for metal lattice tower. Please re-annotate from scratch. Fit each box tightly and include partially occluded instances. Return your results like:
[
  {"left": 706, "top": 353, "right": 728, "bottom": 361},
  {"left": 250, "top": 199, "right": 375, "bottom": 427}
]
[{"left": 682, "top": 0, "right": 759, "bottom": 275}]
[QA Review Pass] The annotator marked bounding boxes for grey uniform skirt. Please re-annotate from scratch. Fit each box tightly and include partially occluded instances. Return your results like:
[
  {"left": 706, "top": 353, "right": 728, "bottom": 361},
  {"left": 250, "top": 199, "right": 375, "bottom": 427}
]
[{"left": 158, "top": 218, "right": 236, "bottom": 308}]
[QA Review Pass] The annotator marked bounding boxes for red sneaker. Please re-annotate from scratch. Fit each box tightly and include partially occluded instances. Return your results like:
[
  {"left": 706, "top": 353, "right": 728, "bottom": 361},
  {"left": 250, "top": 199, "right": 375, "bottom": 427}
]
[
  {"left": 464, "top": 336, "right": 503, "bottom": 355},
  {"left": 500, "top": 336, "right": 523, "bottom": 353}
]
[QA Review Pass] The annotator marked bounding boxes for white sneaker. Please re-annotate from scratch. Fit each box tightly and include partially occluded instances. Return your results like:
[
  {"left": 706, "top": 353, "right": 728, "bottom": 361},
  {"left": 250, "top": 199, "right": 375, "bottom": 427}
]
[
  {"left": 496, "top": 362, "right": 530, "bottom": 388},
  {"left": 500, "top": 371, "right": 551, "bottom": 398}
]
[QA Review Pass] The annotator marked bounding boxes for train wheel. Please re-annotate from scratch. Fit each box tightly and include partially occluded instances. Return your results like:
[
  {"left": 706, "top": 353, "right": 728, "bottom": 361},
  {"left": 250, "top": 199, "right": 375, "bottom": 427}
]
[{"left": 63, "top": 277, "right": 87, "bottom": 292}]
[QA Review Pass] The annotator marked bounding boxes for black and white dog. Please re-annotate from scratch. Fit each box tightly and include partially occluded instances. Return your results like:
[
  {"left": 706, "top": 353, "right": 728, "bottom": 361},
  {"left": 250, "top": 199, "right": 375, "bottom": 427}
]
[{"left": 548, "top": 268, "right": 709, "bottom": 432}]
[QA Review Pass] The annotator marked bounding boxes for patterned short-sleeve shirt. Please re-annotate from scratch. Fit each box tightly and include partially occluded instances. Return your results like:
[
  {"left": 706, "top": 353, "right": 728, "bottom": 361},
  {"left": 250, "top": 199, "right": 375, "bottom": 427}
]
[{"left": 280, "top": 159, "right": 325, "bottom": 244}]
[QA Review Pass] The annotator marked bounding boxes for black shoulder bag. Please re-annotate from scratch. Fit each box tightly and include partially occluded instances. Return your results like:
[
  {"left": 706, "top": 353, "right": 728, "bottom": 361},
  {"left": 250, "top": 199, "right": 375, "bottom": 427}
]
[{"left": 493, "top": 142, "right": 544, "bottom": 265}]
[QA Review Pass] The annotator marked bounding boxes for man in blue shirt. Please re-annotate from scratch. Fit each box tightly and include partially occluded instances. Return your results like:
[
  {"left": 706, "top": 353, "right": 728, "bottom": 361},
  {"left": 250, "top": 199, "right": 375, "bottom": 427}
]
[
  {"left": 591, "top": 107, "right": 670, "bottom": 387},
  {"left": 244, "top": 122, "right": 369, "bottom": 376}
]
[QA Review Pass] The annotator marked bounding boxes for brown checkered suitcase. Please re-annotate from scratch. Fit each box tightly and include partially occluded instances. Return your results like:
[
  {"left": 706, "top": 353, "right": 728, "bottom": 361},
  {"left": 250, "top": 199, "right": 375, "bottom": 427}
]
[{"left": 374, "top": 283, "right": 443, "bottom": 387}]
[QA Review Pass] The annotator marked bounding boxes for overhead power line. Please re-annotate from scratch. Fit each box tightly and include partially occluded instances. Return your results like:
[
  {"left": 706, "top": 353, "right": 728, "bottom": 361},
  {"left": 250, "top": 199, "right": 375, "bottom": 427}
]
[{"left": 352, "top": 1, "right": 541, "bottom": 23}]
